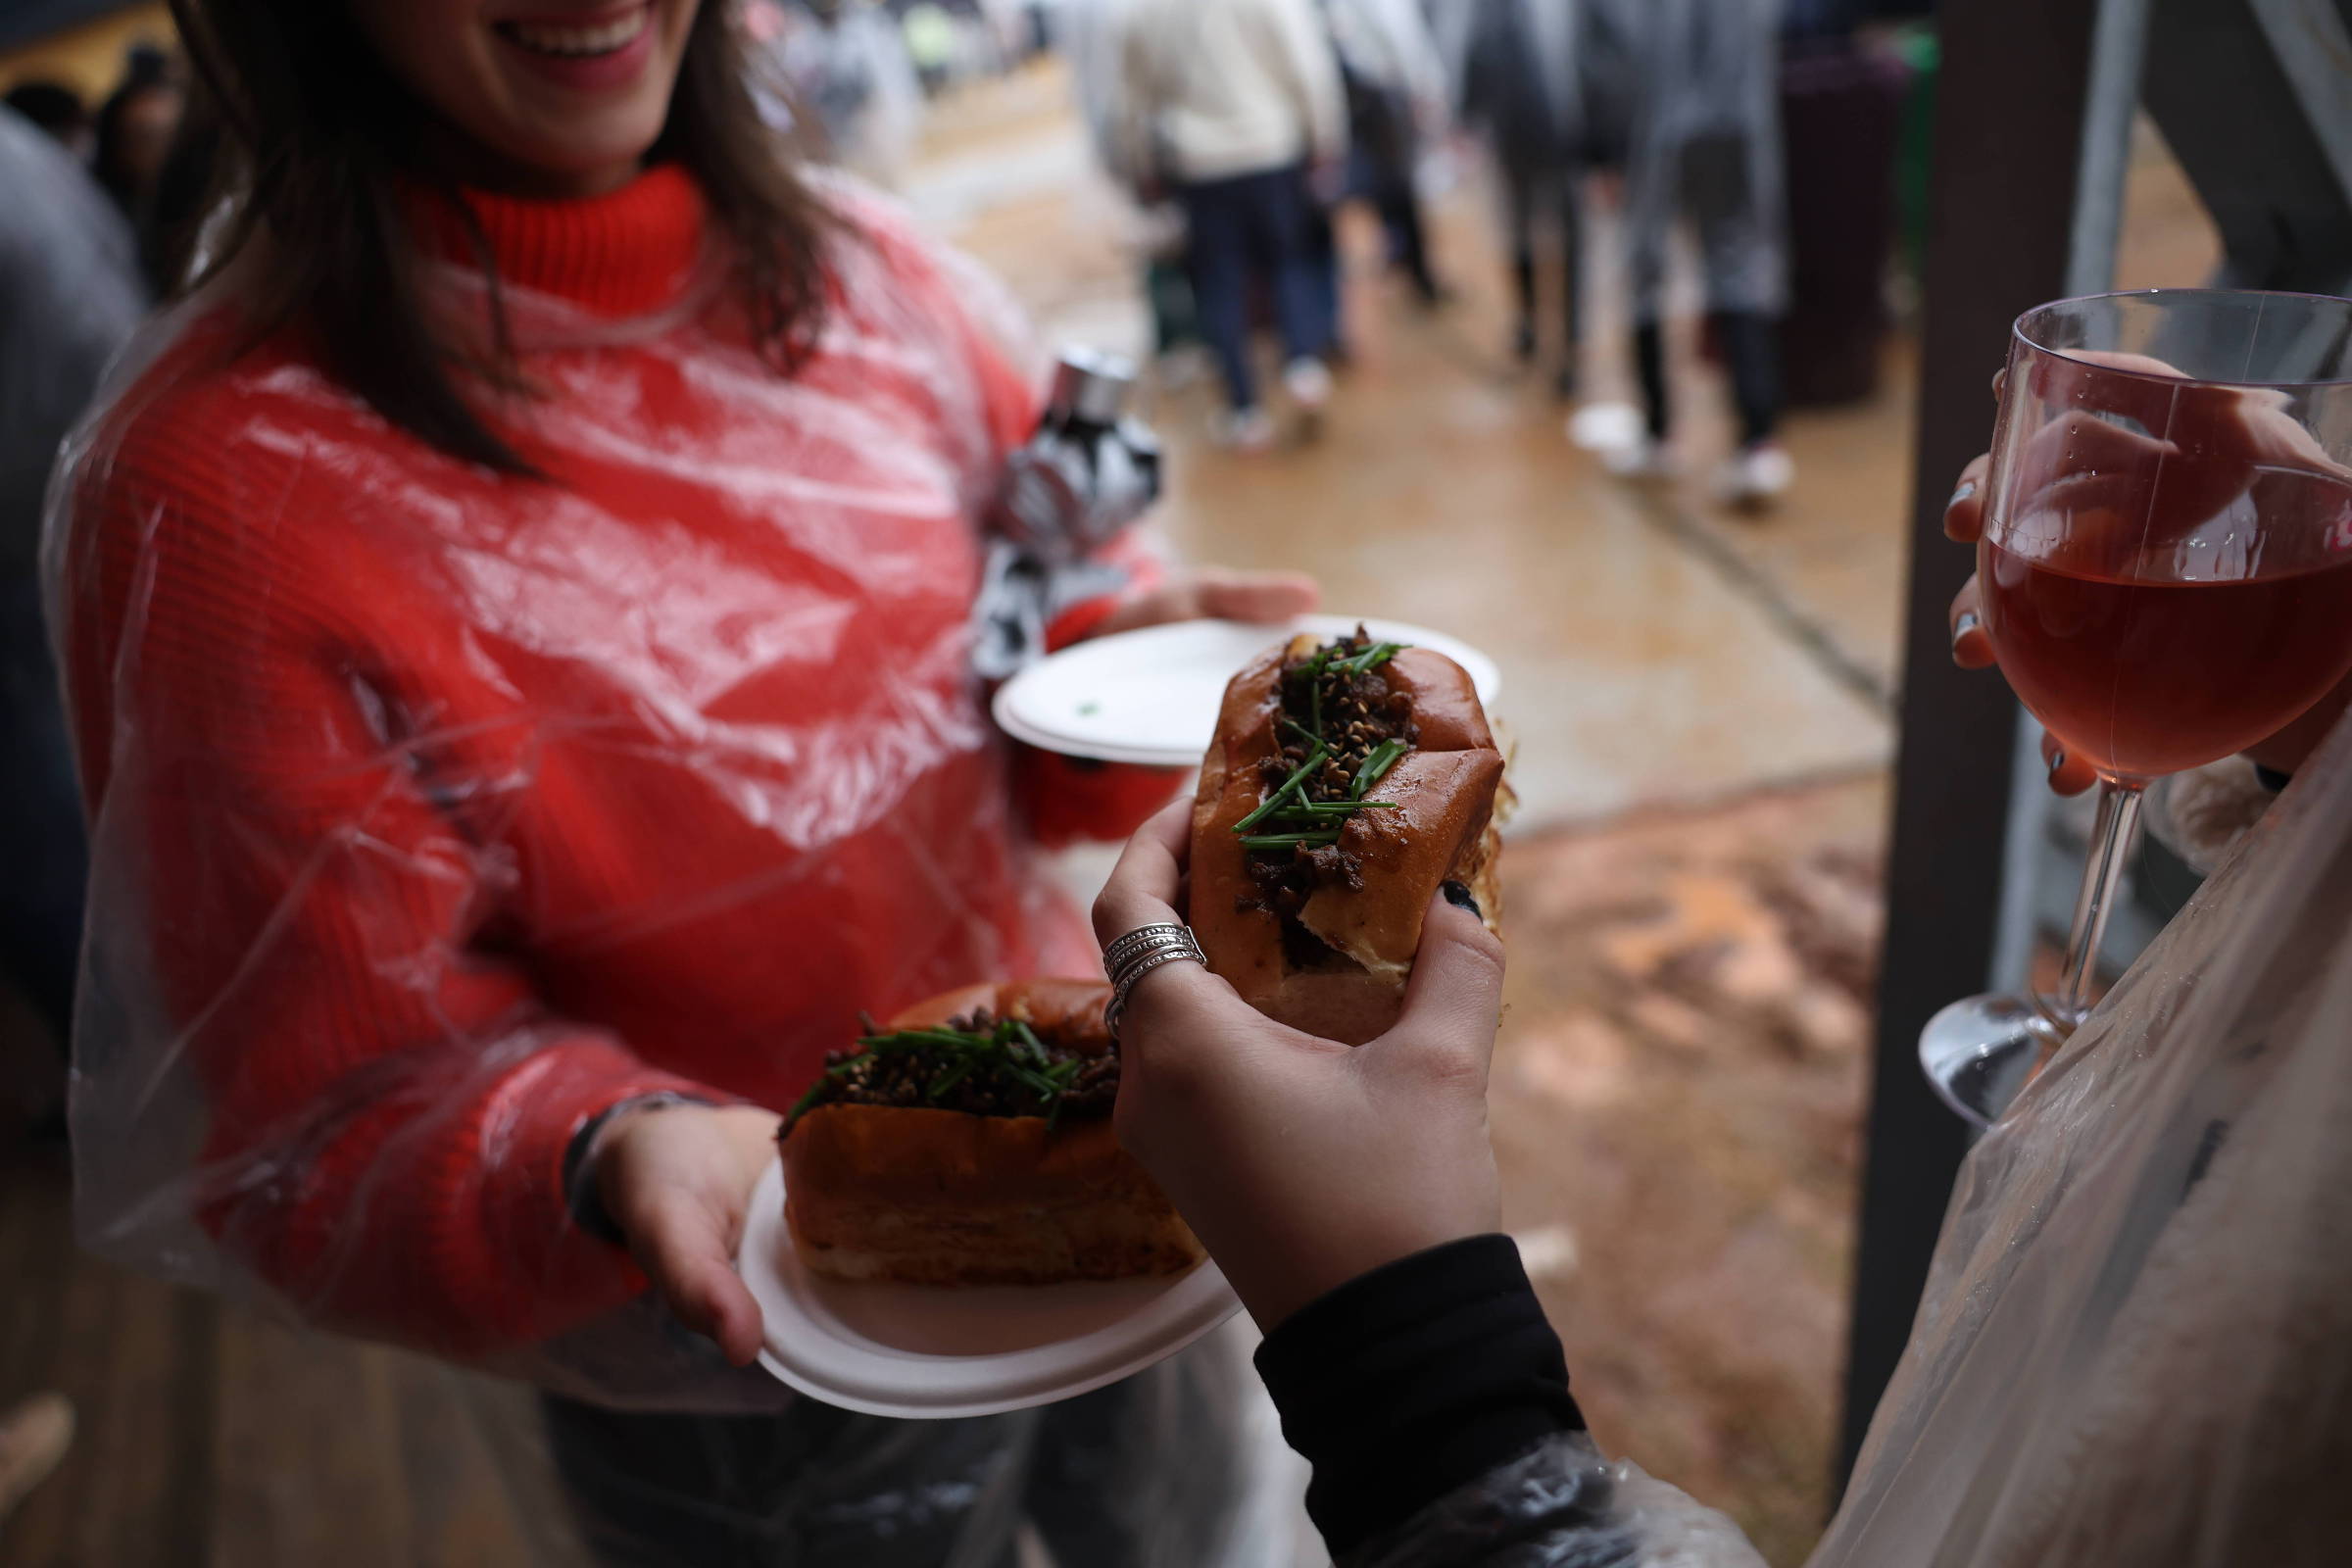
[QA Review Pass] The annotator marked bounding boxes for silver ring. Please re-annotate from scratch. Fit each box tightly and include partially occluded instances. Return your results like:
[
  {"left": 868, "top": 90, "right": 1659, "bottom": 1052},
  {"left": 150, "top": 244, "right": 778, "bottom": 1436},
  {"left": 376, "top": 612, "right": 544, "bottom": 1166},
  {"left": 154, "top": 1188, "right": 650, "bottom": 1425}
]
[
  {"left": 1104, "top": 933, "right": 1199, "bottom": 991},
  {"left": 1103, "top": 926, "right": 1205, "bottom": 1038},
  {"left": 1102, "top": 921, "right": 1193, "bottom": 977},
  {"left": 1104, "top": 924, "right": 1202, "bottom": 989}
]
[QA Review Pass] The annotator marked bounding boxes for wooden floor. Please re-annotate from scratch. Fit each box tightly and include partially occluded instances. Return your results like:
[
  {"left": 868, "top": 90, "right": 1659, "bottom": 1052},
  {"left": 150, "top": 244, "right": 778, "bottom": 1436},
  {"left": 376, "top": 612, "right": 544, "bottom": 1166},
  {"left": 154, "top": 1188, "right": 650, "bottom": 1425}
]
[{"left": 0, "top": 1143, "right": 588, "bottom": 1567}]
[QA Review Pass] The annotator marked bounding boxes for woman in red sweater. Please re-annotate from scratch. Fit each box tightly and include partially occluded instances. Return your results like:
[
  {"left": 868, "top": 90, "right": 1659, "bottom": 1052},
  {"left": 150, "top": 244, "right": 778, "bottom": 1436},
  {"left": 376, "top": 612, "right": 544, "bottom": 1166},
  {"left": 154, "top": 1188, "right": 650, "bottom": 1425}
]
[{"left": 50, "top": 0, "right": 1309, "bottom": 1558}]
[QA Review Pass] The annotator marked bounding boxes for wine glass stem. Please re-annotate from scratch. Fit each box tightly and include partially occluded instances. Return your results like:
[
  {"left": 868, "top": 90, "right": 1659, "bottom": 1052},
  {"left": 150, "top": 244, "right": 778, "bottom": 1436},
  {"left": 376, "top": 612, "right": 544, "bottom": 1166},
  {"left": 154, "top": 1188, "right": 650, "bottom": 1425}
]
[{"left": 2049, "top": 779, "right": 2146, "bottom": 1029}]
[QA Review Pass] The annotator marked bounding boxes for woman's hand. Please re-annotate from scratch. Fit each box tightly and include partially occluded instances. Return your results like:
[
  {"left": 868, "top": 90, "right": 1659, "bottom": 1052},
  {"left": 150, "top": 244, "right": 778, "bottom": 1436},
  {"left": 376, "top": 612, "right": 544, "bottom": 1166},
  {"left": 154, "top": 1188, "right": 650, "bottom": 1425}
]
[
  {"left": 1943, "top": 355, "right": 2352, "bottom": 792},
  {"left": 590, "top": 1102, "right": 780, "bottom": 1365},
  {"left": 1091, "top": 566, "right": 1321, "bottom": 639},
  {"left": 1093, "top": 801, "right": 1506, "bottom": 1332},
  {"left": 1943, "top": 454, "right": 2101, "bottom": 794}
]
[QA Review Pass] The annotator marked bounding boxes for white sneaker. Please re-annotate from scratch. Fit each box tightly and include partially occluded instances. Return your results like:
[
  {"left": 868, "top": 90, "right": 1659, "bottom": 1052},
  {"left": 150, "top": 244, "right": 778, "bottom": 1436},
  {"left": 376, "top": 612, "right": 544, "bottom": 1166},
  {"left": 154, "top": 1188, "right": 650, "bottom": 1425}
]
[
  {"left": 1211, "top": 406, "right": 1277, "bottom": 453},
  {"left": 1567, "top": 400, "right": 1643, "bottom": 452},
  {"left": 1600, "top": 433, "right": 1678, "bottom": 481},
  {"left": 1281, "top": 357, "right": 1333, "bottom": 412},
  {"left": 1718, "top": 442, "right": 1794, "bottom": 510}
]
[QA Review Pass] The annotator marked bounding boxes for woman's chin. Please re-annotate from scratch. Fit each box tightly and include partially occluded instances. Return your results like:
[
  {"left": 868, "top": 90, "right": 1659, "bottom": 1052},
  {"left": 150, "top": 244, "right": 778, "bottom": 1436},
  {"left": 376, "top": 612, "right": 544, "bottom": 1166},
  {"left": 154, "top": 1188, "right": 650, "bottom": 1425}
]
[{"left": 468, "top": 114, "right": 668, "bottom": 196}]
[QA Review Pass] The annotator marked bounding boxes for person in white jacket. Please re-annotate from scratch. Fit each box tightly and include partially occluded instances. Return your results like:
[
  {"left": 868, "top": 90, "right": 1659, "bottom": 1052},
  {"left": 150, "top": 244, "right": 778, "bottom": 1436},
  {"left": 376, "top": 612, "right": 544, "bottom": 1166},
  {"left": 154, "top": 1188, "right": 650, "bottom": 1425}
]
[{"left": 1120, "top": 0, "right": 1347, "bottom": 449}]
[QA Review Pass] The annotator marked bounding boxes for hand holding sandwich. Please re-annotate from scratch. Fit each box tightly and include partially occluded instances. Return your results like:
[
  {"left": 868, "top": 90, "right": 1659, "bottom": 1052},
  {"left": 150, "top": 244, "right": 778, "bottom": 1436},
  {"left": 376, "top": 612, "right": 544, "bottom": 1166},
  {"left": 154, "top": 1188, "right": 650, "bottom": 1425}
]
[{"left": 1095, "top": 800, "right": 1507, "bottom": 1332}]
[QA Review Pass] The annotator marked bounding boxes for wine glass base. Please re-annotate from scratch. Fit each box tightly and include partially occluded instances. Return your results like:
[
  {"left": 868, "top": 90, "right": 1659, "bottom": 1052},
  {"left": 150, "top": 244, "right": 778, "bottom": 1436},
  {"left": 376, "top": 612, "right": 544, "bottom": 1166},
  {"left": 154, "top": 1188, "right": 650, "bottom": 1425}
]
[{"left": 1919, "top": 994, "right": 2060, "bottom": 1129}]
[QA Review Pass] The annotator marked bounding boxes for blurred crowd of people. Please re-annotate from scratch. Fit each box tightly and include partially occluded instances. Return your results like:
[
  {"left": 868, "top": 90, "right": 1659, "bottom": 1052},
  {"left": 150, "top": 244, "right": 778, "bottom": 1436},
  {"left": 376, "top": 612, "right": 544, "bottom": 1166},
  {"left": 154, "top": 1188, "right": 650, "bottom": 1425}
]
[{"left": 1073, "top": 0, "right": 1805, "bottom": 508}]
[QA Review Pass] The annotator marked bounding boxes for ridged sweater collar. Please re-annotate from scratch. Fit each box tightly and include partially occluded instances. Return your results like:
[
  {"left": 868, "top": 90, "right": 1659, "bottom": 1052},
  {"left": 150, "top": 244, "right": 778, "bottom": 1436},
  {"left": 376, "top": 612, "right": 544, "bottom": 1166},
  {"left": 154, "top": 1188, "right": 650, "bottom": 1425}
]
[{"left": 414, "top": 162, "right": 707, "bottom": 318}]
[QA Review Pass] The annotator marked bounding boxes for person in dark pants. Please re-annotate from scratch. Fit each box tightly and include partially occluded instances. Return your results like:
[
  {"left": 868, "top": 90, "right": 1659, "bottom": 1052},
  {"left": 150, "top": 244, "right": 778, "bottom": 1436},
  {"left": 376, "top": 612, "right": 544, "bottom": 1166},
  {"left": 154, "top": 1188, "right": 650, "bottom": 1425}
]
[
  {"left": 1325, "top": 0, "right": 1447, "bottom": 308},
  {"left": 543, "top": 1358, "right": 1248, "bottom": 1566},
  {"left": 1608, "top": 0, "right": 1792, "bottom": 509},
  {"left": 1446, "top": 0, "right": 1583, "bottom": 395},
  {"left": 1178, "top": 168, "right": 1335, "bottom": 439},
  {"left": 1120, "top": 0, "right": 1347, "bottom": 450}
]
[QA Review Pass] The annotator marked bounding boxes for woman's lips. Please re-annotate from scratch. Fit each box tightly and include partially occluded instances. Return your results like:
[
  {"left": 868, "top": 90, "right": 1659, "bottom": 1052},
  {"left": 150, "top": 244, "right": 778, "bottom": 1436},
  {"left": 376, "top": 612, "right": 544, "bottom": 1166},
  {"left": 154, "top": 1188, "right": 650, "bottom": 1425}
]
[{"left": 491, "top": 4, "right": 659, "bottom": 92}]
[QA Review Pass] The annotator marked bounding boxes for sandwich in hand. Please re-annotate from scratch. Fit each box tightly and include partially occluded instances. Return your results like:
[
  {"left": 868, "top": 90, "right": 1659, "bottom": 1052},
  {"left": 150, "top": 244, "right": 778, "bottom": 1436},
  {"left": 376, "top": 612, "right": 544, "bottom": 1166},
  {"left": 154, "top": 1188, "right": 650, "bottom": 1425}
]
[
  {"left": 779, "top": 978, "right": 1202, "bottom": 1285},
  {"left": 1191, "top": 629, "right": 1503, "bottom": 1044}
]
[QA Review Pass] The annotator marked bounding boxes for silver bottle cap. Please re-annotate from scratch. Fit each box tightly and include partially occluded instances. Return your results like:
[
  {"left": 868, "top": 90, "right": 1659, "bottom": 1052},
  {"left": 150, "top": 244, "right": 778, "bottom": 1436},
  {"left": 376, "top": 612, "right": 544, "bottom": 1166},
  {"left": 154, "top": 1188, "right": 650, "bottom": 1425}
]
[{"left": 1049, "top": 346, "right": 1136, "bottom": 426}]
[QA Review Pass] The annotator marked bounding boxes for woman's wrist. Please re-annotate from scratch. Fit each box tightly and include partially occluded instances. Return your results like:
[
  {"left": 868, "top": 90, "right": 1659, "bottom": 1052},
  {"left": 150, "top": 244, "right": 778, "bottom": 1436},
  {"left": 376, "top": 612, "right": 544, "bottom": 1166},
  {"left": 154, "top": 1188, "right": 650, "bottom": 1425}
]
[
  {"left": 1213, "top": 1206, "right": 1495, "bottom": 1334},
  {"left": 1252, "top": 1234, "right": 1586, "bottom": 1555},
  {"left": 563, "top": 1092, "right": 715, "bottom": 1246}
]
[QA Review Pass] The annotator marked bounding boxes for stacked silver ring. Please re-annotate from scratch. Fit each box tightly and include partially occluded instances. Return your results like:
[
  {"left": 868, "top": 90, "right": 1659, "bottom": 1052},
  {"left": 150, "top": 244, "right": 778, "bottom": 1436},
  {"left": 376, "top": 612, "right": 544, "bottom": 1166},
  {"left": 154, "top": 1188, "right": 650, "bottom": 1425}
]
[{"left": 1102, "top": 921, "right": 1206, "bottom": 1039}]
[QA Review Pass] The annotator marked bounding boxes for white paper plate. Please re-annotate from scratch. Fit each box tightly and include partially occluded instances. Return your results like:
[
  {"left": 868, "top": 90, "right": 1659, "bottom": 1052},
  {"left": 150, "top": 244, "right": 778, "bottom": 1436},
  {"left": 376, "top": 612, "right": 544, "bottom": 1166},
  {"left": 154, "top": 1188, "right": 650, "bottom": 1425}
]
[
  {"left": 992, "top": 614, "right": 1503, "bottom": 767},
  {"left": 737, "top": 1157, "right": 1242, "bottom": 1419}
]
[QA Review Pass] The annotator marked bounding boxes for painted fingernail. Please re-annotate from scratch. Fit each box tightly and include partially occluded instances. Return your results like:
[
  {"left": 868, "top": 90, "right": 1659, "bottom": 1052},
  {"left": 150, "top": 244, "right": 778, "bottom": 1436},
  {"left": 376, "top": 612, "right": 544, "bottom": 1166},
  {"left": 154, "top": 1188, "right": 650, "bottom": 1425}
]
[
  {"left": 1949, "top": 480, "right": 1978, "bottom": 508},
  {"left": 2047, "top": 748, "right": 2068, "bottom": 781},
  {"left": 1442, "top": 880, "right": 1483, "bottom": 918},
  {"left": 1952, "top": 611, "right": 1980, "bottom": 646}
]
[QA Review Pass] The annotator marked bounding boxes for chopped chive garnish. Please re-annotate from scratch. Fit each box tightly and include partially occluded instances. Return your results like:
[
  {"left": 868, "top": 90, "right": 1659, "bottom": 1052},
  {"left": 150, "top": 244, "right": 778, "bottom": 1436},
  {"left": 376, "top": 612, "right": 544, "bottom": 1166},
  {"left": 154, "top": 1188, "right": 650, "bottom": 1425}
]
[
  {"left": 1352, "top": 738, "right": 1409, "bottom": 797},
  {"left": 784, "top": 1075, "right": 834, "bottom": 1124},
  {"left": 1233, "top": 741, "right": 1329, "bottom": 833},
  {"left": 785, "top": 1012, "right": 1100, "bottom": 1134},
  {"left": 1336, "top": 641, "right": 1403, "bottom": 676},
  {"left": 1237, "top": 636, "right": 1417, "bottom": 856}
]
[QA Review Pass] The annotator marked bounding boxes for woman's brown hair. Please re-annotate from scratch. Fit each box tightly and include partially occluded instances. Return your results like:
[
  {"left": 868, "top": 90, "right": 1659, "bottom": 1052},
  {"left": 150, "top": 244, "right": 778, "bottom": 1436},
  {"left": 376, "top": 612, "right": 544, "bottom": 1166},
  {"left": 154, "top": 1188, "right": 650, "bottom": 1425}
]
[{"left": 168, "top": 0, "right": 830, "bottom": 473}]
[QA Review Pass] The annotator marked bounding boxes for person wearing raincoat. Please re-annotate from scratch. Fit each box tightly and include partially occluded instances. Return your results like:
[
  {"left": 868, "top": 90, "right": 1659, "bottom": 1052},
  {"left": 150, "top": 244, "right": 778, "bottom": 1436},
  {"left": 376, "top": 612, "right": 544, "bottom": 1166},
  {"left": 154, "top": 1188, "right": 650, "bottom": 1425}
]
[
  {"left": 44, "top": 0, "right": 1312, "bottom": 1561},
  {"left": 1443, "top": 0, "right": 1586, "bottom": 397},
  {"left": 1601, "top": 0, "right": 1793, "bottom": 509},
  {"left": 1322, "top": 0, "right": 1450, "bottom": 308}
]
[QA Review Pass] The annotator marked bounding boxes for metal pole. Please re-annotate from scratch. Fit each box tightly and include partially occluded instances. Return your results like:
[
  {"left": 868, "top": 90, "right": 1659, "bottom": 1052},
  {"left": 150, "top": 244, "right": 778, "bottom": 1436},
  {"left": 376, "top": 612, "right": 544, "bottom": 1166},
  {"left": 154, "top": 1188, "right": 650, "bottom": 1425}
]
[
  {"left": 2069, "top": 0, "right": 2155, "bottom": 298},
  {"left": 1838, "top": 0, "right": 2108, "bottom": 1490},
  {"left": 1988, "top": 0, "right": 2150, "bottom": 996}
]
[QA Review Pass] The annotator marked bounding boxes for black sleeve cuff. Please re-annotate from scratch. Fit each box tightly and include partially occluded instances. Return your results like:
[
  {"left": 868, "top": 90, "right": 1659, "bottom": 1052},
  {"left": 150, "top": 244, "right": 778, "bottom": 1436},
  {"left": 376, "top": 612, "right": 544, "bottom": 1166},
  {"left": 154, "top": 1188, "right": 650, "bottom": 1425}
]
[{"left": 1252, "top": 1234, "right": 1586, "bottom": 1556}]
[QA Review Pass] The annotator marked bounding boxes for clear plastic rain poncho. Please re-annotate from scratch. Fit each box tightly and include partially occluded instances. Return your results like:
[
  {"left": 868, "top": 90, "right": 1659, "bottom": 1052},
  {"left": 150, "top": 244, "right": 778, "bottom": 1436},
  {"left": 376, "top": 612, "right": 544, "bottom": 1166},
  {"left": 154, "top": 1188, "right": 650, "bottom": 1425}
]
[
  {"left": 39, "top": 167, "right": 1280, "bottom": 1565},
  {"left": 1605, "top": 0, "right": 1787, "bottom": 325},
  {"left": 1344, "top": 707, "right": 2352, "bottom": 1564}
]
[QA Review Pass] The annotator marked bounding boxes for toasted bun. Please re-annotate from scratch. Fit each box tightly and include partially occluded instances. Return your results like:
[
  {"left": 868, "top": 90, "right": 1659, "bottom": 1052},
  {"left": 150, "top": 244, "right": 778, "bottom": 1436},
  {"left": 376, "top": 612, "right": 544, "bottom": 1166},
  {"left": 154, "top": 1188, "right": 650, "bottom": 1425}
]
[
  {"left": 1191, "top": 639, "right": 1503, "bottom": 1045},
  {"left": 781, "top": 978, "right": 1202, "bottom": 1284}
]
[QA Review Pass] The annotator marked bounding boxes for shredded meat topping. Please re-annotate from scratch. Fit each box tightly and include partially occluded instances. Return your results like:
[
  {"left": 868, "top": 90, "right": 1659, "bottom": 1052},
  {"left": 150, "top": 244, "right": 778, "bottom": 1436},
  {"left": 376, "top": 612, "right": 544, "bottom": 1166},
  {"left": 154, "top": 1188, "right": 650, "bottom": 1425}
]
[
  {"left": 1238, "top": 630, "right": 1418, "bottom": 959},
  {"left": 788, "top": 1006, "right": 1117, "bottom": 1132}
]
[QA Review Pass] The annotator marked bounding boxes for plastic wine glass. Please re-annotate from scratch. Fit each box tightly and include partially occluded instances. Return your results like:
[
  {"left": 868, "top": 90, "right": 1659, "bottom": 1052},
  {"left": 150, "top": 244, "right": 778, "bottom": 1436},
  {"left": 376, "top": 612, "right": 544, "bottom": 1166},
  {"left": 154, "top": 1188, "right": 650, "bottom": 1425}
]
[{"left": 1921, "top": 289, "right": 2352, "bottom": 1128}]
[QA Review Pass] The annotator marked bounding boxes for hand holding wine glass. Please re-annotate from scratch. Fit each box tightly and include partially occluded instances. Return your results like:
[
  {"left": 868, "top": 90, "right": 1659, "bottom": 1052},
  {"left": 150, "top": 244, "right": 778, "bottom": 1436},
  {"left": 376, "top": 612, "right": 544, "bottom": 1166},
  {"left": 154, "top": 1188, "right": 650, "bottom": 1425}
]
[
  {"left": 1920, "top": 292, "right": 2352, "bottom": 1127},
  {"left": 1944, "top": 372, "right": 2352, "bottom": 793}
]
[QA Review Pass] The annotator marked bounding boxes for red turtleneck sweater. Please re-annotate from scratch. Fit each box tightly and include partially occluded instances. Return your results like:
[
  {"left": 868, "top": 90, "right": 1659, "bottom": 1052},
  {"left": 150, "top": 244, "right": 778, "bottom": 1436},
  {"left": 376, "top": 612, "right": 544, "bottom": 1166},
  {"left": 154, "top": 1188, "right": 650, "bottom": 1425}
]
[{"left": 57, "top": 168, "right": 1171, "bottom": 1356}]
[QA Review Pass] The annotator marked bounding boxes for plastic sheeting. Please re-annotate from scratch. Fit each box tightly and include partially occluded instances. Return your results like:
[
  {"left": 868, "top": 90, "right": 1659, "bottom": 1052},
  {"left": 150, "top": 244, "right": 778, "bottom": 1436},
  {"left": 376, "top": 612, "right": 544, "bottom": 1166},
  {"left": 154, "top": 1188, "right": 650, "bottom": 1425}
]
[
  {"left": 36, "top": 169, "right": 1266, "bottom": 1562},
  {"left": 1607, "top": 0, "right": 1788, "bottom": 324},
  {"left": 1813, "top": 705, "right": 2352, "bottom": 1566}
]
